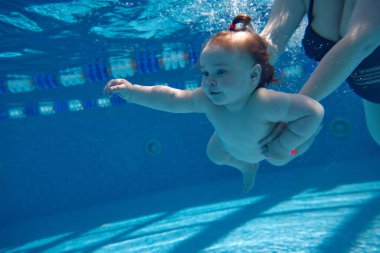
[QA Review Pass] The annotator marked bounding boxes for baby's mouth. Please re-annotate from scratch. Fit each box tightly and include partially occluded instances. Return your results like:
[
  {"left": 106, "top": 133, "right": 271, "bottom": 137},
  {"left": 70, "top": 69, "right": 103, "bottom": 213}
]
[{"left": 210, "top": 91, "right": 222, "bottom": 96}]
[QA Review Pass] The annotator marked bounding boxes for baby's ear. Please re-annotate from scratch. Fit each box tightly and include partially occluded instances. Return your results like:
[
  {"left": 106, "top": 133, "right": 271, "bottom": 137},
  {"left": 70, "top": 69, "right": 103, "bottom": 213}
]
[{"left": 250, "top": 64, "right": 261, "bottom": 85}]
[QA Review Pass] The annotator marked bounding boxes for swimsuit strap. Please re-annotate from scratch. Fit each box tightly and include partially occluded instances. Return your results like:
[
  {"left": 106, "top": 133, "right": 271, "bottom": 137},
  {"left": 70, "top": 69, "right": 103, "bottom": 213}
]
[{"left": 307, "top": 0, "right": 315, "bottom": 22}]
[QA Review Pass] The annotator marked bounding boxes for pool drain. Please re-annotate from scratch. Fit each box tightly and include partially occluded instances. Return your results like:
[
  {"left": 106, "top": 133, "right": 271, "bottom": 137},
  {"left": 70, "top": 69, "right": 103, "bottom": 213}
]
[
  {"left": 145, "top": 139, "right": 162, "bottom": 156},
  {"left": 329, "top": 118, "right": 351, "bottom": 138}
]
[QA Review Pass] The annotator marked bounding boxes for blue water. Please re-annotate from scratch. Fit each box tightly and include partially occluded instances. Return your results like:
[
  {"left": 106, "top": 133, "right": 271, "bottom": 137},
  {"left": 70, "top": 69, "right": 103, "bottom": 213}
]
[{"left": 0, "top": 0, "right": 379, "bottom": 252}]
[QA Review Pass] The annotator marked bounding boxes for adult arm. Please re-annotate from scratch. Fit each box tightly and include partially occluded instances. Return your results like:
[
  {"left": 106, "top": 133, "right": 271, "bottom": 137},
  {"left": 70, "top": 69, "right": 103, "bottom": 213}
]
[
  {"left": 260, "top": 0, "right": 380, "bottom": 147},
  {"left": 299, "top": 0, "right": 380, "bottom": 101},
  {"left": 260, "top": 0, "right": 307, "bottom": 64}
]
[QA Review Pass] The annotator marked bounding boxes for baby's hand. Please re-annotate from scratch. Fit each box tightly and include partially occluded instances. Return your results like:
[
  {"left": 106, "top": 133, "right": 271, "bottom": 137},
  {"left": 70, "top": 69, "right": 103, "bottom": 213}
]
[
  {"left": 103, "top": 78, "right": 134, "bottom": 100},
  {"left": 259, "top": 122, "right": 288, "bottom": 147},
  {"left": 261, "top": 138, "right": 291, "bottom": 161},
  {"left": 260, "top": 122, "right": 292, "bottom": 160}
]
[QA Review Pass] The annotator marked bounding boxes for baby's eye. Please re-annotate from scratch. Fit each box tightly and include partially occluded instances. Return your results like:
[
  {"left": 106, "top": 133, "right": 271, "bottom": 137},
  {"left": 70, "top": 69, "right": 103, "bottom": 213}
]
[
  {"left": 201, "top": 71, "right": 209, "bottom": 77},
  {"left": 217, "top": 69, "right": 227, "bottom": 75}
]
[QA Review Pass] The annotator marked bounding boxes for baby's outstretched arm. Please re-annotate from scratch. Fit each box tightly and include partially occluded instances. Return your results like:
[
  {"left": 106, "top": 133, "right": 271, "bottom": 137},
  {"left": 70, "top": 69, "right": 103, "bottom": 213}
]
[{"left": 104, "top": 78, "right": 207, "bottom": 113}]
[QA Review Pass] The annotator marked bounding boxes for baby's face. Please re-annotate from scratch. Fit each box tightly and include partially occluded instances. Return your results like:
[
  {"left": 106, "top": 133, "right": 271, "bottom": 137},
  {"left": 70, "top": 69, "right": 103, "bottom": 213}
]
[{"left": 199, "top": 44, "right": 258, "bottom": 107}]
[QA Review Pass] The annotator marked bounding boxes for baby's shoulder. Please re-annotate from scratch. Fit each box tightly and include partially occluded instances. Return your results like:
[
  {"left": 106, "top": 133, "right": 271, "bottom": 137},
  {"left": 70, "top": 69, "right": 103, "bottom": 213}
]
[
  {"left": 191, "top": 87, "right": 216, "bottom": 112},
  {"left": 252, "top": 88, "right": 289, "bottom": 104},
  {"left": 251, "top": 88, "right": 293, "bottom": 112}
]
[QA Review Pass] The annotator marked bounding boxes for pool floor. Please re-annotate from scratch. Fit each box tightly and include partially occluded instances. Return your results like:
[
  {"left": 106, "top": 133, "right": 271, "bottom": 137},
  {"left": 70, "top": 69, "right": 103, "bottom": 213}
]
[{"left": 1, "top": 158, "right": 380, "bottom": 253}]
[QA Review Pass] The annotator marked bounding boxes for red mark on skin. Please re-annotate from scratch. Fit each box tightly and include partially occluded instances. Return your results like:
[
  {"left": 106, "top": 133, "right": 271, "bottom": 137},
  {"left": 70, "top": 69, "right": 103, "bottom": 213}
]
[{"left": 290, "top": 149, "right": 297, "bottom": 156}]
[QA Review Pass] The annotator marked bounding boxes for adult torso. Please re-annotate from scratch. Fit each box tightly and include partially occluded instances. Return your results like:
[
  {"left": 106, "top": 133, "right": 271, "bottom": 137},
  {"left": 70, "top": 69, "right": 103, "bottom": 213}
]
[
  {"left": 303, "top": 0, "right": 356, "bottom": 41},
  {"left": 301, "top": 0, "right": 380, "bottom": 103}
]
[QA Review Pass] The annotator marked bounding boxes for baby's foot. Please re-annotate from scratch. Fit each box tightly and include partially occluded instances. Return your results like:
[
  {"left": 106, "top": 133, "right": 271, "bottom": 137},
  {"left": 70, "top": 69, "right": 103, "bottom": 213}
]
[{"left": 242, "top": 163, "right": 259, "bottom": 193}]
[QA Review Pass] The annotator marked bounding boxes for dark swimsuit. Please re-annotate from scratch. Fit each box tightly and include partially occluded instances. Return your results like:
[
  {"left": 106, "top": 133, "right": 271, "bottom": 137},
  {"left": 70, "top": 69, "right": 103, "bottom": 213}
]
[{"left": 302, "top": 0, "right": 380, "bottom": 103}]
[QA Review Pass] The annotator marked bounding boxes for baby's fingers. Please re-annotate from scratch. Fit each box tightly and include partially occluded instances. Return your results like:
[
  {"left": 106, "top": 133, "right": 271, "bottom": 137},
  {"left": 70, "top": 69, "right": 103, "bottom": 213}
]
[
  {"left": 103, "top": 80, "right": 115, "bottom": 94},
  {"left": 259, "top": 122, "right": 287, "bottom": 146},
  {"left": 259, "top": 127, "right": 280, "bottom": 146},
  {"left": 109, "top": 85, "right": 125, "bottom": 93},
  {"left": 259, "top": 131, "right": 276, "bottom": 147},
  {"left": 103, "top": 79, "right": 124, "bottom": 95}
]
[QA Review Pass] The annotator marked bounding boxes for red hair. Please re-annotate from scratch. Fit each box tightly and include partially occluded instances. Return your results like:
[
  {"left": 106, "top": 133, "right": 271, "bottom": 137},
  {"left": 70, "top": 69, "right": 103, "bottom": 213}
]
[{"left": 206, "top": 14, "right": 278, "bottom": 87}]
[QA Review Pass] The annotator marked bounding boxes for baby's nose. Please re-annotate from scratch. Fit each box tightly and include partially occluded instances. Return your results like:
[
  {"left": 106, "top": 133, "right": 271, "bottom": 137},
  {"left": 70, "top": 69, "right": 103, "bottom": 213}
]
[{"left": 208, "top": 79, "right": 217, "bottom": 87}]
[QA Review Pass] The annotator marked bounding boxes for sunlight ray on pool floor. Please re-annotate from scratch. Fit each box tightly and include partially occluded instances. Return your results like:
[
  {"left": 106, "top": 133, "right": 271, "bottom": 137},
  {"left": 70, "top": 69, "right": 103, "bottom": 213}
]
[{"left": 4, "top": 174, "right": 380, "bottom": 252}]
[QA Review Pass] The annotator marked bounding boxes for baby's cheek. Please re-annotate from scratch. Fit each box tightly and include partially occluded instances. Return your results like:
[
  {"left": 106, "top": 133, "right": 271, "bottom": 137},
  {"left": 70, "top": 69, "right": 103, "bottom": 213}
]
[{"left": 221, "top": 77, "right": 235, "bottom": 86}]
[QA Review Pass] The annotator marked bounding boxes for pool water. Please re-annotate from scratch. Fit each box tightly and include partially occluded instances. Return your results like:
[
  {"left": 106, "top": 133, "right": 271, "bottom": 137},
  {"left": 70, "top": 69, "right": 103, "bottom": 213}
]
[{"left": 0, "top": 0, "right": 379, "bottom": 252}]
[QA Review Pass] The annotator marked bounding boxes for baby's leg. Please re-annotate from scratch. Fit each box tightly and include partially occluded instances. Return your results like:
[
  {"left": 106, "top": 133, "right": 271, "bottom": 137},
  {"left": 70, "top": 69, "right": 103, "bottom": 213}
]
[
  {"left": 267, "top": 136, "right": 313, "bottom": 166},
  {"left": 207, "top": 132, "right": 259, "bottom": 192},
  {"left": 267, "top": 125, "right": 323, "bottom": 166}
]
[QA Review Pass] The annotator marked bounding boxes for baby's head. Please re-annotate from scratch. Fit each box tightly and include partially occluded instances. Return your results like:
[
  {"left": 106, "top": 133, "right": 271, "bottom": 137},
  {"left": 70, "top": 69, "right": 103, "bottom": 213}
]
[{"left": 202, "top": 14, "right": 277, "bottom": 87}]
